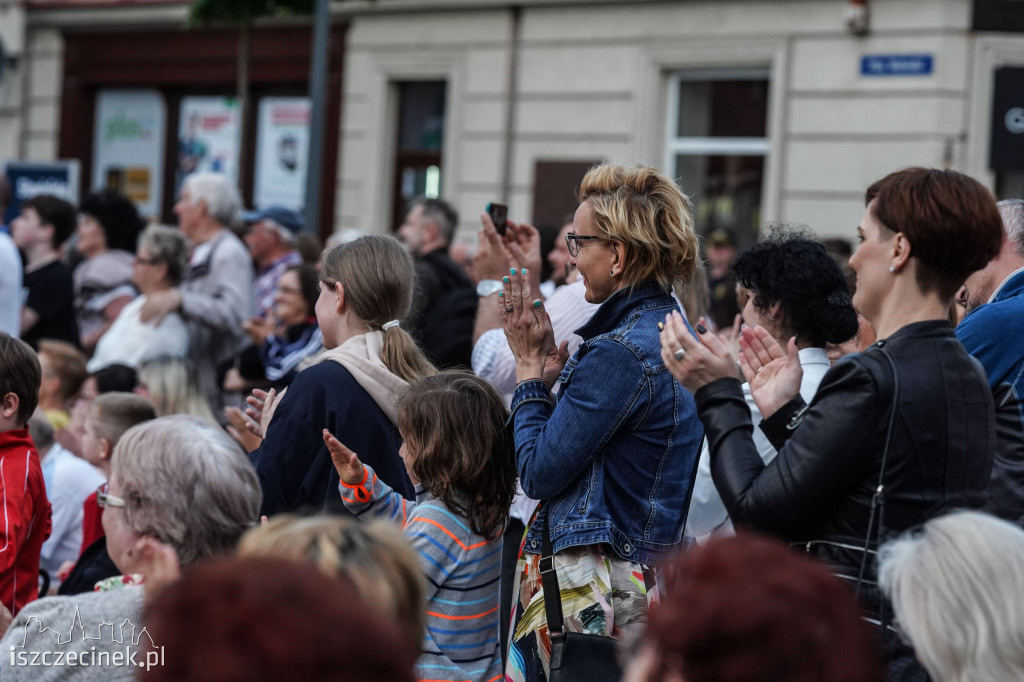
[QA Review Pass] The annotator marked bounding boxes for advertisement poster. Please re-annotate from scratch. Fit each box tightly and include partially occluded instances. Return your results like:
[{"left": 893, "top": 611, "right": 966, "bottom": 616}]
[
  {"left": 253, "top": 97, "right": 311, "bottom": 210},
  {"left": 177, "top": 96, "right": 241, "bottom": 190},
  {"left": 92, "top": 89, "right": 166, "bottom": 218},
  {"left": 3, "top": 161, "right": 80, "bottom": 226}
]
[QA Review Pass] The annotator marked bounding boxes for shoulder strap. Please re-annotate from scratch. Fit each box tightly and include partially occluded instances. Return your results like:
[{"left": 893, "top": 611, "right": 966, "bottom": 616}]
[{"left": 539, "top": 510, "right": 566, "bottom": 635}]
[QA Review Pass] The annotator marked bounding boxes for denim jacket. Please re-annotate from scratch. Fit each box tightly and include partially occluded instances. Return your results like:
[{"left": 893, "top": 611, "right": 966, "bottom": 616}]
[{"left": 510, "top": 281, "right": 703, "bottom": 565}]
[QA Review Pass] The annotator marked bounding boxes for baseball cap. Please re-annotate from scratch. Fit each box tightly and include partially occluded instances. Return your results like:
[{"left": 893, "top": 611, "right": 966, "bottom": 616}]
[{"left": 242, "top": 206, "right": 305, "bottom": 234}]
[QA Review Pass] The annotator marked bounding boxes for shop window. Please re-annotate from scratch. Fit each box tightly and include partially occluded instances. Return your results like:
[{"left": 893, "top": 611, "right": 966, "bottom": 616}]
[
  {"left": 391, "top": 81, "right": 447, "bottom": 230},
  {"left": 666, "top": 70, "right": 770, "bottom": 246}
]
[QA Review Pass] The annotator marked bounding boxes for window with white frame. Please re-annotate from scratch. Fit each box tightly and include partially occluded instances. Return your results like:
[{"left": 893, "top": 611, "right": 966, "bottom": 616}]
[{"left": 665, "top": 69, "right": 770, "bottom": 246}]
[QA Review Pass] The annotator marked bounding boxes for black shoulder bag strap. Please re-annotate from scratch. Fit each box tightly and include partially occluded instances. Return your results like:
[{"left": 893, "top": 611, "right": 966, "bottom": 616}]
[
  {"left": 854, "top": 343, "right": 900, "bottom": 631},
  {"left": 539, "top": 510, "right": 565, "bottom": 636}
]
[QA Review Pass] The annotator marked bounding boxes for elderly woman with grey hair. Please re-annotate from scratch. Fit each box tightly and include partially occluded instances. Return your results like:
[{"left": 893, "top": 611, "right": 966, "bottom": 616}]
[
  {"left": 88, "top": 225, "right": 192, "bottom": 373},
  {"left": 878, "top": 510, "right": 1024, "bottom": 682},
  {"left": 0, "top": 415, "right": 261, "bottom": 681}
]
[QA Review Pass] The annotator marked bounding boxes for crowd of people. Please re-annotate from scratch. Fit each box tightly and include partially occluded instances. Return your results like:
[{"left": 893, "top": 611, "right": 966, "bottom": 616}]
[{"left": 0, "top": 163, "right": 1021, "bottom": 682}]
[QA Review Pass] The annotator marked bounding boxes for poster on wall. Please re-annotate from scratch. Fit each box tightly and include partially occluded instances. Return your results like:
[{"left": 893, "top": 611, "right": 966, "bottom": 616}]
[
  {"left": 253, "top": 97, "right": 311, "bottom": 210},
  {"left": 176, "top": 96, "right": 241, "bottom": 191},
  {"left": 3, "top": 161, "right": 80, "bottom": 226},
  {"left": 92, "top": 89, "right": 166, "bottom": 219}
]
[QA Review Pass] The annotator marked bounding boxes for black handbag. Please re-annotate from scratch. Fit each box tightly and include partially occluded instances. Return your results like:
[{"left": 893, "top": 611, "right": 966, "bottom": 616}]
[{"left": 539, "top": 512, "right": 622, "bottom": 682}]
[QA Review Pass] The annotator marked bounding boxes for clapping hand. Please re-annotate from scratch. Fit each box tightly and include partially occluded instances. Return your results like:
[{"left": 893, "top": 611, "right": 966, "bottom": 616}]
[
  {"left": 502, "top": 268, "right": 556, "bottom": 383},
  {"left": 737, "top": 325, "right": 802, "bottom": 419},
  {"left": 323, "top": 429, "right": 365, "bottom": 485},
  {"left": 660, "top": 312, "right": 739, "bottom": 393}
]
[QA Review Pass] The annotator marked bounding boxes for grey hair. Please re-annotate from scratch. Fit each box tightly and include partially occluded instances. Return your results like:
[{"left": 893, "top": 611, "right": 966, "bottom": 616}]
[
  {"left": 111, "top": 415, "right": 262, "bottom": 569},
  {"left": 878, "top": 510, "right": 1024, "bottom": 682},
  {"left": 139, "top": 224, "right": 190, "bottom": 286},
  {"left": 182, "top": 172, "right": 242, "bottom": 227},
  {"left": 997, "top": 199, "right": 1024, "bottom": 259}
]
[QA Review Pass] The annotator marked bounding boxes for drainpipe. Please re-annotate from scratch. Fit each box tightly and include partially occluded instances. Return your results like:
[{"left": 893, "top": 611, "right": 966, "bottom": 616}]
[{"left": 499, "top": 5, "right": 522, "bottom": 204}]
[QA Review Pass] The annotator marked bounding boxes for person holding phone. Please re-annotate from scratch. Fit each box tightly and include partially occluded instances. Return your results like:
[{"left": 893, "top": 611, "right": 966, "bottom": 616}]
[{"left": 500, "top": 163, "right": 704, "bottom": 681}]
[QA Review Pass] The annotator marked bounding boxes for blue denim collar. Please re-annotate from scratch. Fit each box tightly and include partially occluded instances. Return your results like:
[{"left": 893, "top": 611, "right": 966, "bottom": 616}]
[{"left": 575, "top": 280, "right": 671, "bottom": 340}]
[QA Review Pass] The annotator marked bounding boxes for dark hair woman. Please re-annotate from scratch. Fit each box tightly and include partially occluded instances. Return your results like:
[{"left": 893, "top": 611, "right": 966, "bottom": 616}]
[
  {"left": 685, "top": 230, "right": 858, "bottom": 540},
  {"left": 661, "top": 167, "right": 1003, "bottom": 679}
]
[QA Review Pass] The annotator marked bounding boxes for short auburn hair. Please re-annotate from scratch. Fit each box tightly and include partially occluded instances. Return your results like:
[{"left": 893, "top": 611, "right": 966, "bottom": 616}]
[
  {"left": 865, "top": 167, "right": 1002, "bottom": 301},
  {"left": 644, "top": 534, "right": 884, "bottom": 682},
  {"left": 579, "top": 164, "right": 699, "bottom": 292}
]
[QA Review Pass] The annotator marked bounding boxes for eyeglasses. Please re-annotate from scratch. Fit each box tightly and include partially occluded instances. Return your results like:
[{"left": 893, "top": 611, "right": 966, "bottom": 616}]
[
  {"left": 96, "top": 483, "right": 127, "bottom": 509},
  {"left": 135, "top": 256, "right": 159, "bottom": 266},
  {"left": 565, "top": 232, "right": 603, "bottom": 257}
]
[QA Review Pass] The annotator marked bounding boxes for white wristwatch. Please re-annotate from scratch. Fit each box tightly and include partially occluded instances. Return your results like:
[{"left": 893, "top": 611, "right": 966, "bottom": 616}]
[{"left": 476, "top": 279, "right": 504, "bottom": 296}]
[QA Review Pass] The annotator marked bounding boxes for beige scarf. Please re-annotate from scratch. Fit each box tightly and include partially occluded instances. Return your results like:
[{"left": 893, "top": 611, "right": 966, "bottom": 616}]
[{"left": 316, "top": 331, "right": 406, "bottom": 424}]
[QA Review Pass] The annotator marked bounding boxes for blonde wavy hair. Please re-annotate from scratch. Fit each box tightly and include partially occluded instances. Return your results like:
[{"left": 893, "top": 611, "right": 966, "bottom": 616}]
[
  {"left": 239, "top": 515, "right": 426, "bottom": 653},
  {"left": 578, "top": 163, "right": 699, "bottom": 292},
  {"left": 320, "top": 235, "right": 436, "bottom": 382}
]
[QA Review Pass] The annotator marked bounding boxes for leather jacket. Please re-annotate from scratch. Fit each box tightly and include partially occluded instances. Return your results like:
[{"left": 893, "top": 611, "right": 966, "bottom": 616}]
[{"left": 695, "top": 321, "right": 995, "bottom": 615}]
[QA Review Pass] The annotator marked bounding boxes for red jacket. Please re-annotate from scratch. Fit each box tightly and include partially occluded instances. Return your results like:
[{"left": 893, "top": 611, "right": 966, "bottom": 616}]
[{"left": 0, "top": 428, "right": 51, "bottom": 615}]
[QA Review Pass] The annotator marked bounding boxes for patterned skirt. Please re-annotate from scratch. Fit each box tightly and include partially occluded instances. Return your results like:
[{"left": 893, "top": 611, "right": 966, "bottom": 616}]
[{"left": 503, "top": 533, "right": 661, "bottom": 682}]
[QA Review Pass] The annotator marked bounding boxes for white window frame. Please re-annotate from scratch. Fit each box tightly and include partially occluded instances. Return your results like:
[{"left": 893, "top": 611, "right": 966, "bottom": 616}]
[{"left": 663, "top": 68, "right": 772, "bottom": 204}]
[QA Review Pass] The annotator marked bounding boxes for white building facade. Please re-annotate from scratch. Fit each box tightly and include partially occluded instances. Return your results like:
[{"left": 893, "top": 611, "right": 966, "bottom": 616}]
[{"left": 3, "top": 0, "right": 1024, "bottom": 242}]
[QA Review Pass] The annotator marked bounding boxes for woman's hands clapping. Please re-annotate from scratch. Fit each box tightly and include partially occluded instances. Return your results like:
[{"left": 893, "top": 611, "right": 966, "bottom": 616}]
[
  {"left": 501, "top": 268, "right": 557, "bottom": 384},
  {"left": 660, "top": 311, "right": 803, "bottom": 420},
  {"left": 737, "top": 325, "right": 803, "bottom": 420}
]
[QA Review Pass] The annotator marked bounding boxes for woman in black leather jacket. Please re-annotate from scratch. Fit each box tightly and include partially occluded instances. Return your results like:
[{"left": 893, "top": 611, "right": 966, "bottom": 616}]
[{"left": 661, "top": 167, "right": 1004, "bottom": 678}]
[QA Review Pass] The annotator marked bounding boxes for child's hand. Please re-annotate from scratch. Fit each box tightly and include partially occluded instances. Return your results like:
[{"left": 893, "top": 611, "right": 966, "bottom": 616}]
[{"left": 323, "top": 429, "right": 365, "bottom": 485}]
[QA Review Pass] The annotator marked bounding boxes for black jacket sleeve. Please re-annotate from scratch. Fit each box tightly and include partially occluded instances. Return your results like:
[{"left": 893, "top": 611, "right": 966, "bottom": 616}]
[{"left": 695, "top": 358, "right": 883, "bottom": 538}]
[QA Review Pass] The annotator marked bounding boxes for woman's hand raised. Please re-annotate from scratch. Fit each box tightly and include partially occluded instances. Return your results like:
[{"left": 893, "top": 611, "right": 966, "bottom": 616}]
[
  {"left": 323, "top": 429, "right": 365, "bottom": 486},
  {"left": 738, "top": 325, "right": 803, "bottom": 420},
  {"left": 660, "top": 312, "right": 739, "bottom": 393},
  {"left": 502, "top": 268, "right": 556, "bottom": 384}
]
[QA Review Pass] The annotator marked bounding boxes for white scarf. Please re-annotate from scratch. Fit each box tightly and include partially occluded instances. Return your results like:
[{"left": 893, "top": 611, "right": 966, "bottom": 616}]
[{"left": 316, "top": 331, "right": 406, "bottom": 424}]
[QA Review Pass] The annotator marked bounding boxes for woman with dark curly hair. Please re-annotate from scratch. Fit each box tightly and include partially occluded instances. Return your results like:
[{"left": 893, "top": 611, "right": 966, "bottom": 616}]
[
  {"left": 73, "top": 189, "right": 146, "bottom": 352},
  {"left": 686, "top": 230, "right": 858, "bottom": 540}
]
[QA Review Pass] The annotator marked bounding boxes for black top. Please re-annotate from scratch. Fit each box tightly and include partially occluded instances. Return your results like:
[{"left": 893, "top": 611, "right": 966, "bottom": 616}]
[
  {"left": 250, "top": 361, "right": 413, "bottom": 517},
  {"left": 696, "top": 321, "right": 994, "bottom": 614},
  {"left": 405, "top": 248, "right": 476, "bottom": 369},
  {"left": 23, "top": 261, "right": 80, "bottom": 348}
]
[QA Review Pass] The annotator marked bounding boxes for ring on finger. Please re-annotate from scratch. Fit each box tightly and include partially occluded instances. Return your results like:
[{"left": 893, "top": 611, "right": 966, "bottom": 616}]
[
  {"left": 505, "top": 306, "right": 514, "bottom": 313},
  {"left": 673, "top": 348, "right": 685, "bottom": 361}
]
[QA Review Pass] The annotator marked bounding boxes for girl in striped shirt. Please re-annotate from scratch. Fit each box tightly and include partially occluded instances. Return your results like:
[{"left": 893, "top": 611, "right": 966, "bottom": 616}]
[{"left": 325, "top": 370, "right": 517, "bottom": 682}]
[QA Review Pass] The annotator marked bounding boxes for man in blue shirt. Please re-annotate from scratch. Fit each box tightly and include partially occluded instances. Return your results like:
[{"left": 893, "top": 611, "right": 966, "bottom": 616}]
[{"left": 957, "top": 199, "right": 1024, "bottom": 526}]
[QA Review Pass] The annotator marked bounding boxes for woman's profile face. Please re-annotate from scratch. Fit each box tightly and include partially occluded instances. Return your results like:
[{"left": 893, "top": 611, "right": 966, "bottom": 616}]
[
  {"left": 275, "top": 270, "right": 308, "bottom": 327},
  {"left": 314, "top": 280, "right": 340, "bottom": 349},
  {"left": 849, "top": 200, "right": 894, "bottom": 324},
  {"left": 569, "top": 200, "right": 619, "bottom": 304}
]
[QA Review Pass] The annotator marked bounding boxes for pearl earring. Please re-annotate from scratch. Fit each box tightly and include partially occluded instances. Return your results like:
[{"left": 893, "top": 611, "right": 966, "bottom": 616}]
[{"left": 889, "top": 266, "right": 895, "bottom": 273}]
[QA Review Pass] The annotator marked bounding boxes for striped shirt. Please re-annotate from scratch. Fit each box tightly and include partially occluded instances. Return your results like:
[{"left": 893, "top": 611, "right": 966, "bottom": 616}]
[{"left": 341, "top": 465, "right": 503, "bottom": 682}]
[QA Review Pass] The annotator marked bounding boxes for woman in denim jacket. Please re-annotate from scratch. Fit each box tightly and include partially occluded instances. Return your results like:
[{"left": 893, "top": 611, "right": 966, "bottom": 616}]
[{"left": 500, "top": 164, "right": 704, "bottom": 681}]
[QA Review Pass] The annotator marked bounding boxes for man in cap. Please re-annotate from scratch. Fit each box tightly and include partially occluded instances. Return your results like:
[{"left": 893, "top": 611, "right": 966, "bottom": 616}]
[{"left": 243, "top": 206, "right": 305, "bottom": 319}]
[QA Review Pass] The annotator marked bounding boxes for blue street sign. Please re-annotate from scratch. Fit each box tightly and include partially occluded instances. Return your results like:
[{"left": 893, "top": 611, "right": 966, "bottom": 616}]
[{"left": 860, "top": 54, "right": 934, "bottom": 77}]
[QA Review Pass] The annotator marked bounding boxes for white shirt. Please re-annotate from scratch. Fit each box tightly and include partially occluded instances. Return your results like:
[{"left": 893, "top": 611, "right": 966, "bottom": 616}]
[
  {"left": 87, "top": 295, "right": 190, "bottom": 372},
  {"left": 472, "top": 279, "right": 600, "bottom": 396},
  {"left": 0, "top": 231, "right": 22, "bottom": 337},
  {"left": 685, "top": 346, "right": 832, "bottom": 542},
  {"left": 39, "top": 444, "right": 106, "bottom": 579}
]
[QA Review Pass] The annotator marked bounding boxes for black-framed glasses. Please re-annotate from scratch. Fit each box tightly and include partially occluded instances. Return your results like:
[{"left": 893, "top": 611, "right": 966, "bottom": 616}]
[
  {"left": 134, "top": 256, "right": 160, "bottom": 266},
  {"left": 96, "top": 483, "right": 127, "bottom": 509},
  {"left": 565, "top": 232, "right": 603, "bottom": 257}
]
